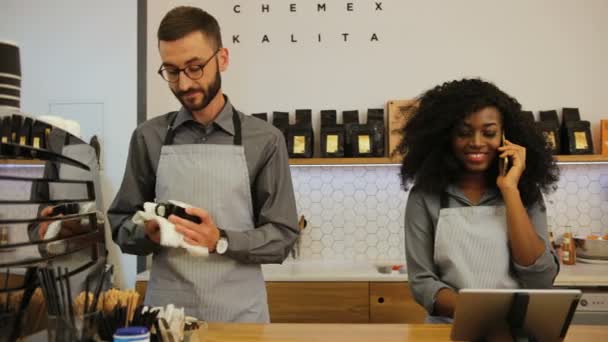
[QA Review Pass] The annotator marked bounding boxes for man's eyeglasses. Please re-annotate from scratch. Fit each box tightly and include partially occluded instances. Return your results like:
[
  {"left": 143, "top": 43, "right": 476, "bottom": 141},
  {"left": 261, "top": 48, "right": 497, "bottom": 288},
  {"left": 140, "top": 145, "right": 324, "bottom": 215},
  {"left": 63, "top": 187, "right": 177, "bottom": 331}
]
[{"left": 157, "top": 49, "right": 220, "bottom": 83}]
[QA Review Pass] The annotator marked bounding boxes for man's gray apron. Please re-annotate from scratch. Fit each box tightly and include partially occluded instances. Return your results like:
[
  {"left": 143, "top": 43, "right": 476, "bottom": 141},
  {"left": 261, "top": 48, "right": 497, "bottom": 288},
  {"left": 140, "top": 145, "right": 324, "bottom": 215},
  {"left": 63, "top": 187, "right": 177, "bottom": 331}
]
[
  {"left": 426, "top": 192, "right": 519, "bottom": 323},
  {"left": 145, "top": 109, "right": 269, "bottom": 322}
]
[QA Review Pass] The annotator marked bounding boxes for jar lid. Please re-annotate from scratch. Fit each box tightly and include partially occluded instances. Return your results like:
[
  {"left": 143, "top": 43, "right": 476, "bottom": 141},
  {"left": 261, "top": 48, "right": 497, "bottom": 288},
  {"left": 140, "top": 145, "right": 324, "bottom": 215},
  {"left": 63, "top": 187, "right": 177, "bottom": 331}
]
[{"left": 115, "top": 326, "right": 149, "bottom": 336}]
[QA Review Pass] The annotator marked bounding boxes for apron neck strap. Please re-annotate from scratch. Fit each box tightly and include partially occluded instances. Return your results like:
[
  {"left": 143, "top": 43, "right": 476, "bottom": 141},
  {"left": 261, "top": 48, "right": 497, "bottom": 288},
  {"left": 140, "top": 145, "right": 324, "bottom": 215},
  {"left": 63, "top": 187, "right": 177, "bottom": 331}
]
[
  {"left": 439, "top": 190, "right": 449, "bottom": 209},
  {"left": 163, "top": 108, "right": 242, "bottom": 146}
]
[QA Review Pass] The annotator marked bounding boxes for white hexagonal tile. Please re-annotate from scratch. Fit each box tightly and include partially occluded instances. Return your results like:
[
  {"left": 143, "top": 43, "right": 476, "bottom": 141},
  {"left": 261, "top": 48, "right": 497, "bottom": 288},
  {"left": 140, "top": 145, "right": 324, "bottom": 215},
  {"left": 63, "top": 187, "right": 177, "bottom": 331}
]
[
  {"left": 321, "top": 185, "right": 333, "bottom": 196},
  {"left": 589, "top": 194, "right": 601, "bottom": 207},
  {"left": 321, "top": 197, "right": 334, "bottom": 210},
  {"left": 310, "top": 228, "right": 323, "bottom": 241},
  {"left": 590, "top": 208, "right": 602, "bottom": 219},
  {"left": 321, "top": 247, "right": 336, "bottom": 258},
  {"left": 566, "top": 194, "right": 579, "bottom": 207},
  {"left": 375, "top": 176, "right": 391, "bottom": 189},
  {"left": 320, "top": 171, "right": 334, "bottom": 183},
  {"left": 343, "top": 197, "right": 356, "bottom": 209},
  {"left": 310, "top": 190, "right": 323, "bottom": 203},
  {"left": 321, "top": 222, "right": 334, "bottom": 234},
  {"left": 567, "top": 208, "right": 579, "bottom": 220},
  {"left": 577, "top": 214, "right": 591, "bottom": 227},
  {"left": 333, "top": 227, "right": 345, "bottom": 241},
  {"left": 299, "top": 182, "right": 311, "bottom": 195},
  {"left": 565, "top": 169, "right": 578, "bottom": 181},
  {"left": 589, "top": 181, "right": 601, "bottom": 194},
  {"left": 355, "top": 215, "right": 368, "bottom": 227},
  {"left": 354, "top": 190, "right": 366, "bottom": 203},
  {"left": 332, "top": 215, "right": 345, "bottom": 228},
  {"left": 366, "top": 234, "right": 378, "bottom": 246},
  {"left": 309, "top": 177, "right": 322, "bottom": 190},
  {"left": 365, "top": 197, "right": 378, "bottom": 209},
  {"left": 366, "top": 246, "right": 379, "bottom": 259},
  {"left": 332, "top": 190, "right": 345, "bottom": 202},
  {"left": 376, "top": 203, "right": 390, "bottom": 215},
  {"left": 389, "top": 233, "right": 402, "bottom": 246},
  {"left": 333, "top": 240, "right": 345, "bottom": 253},
  {"left": 600, "top": 174, "right": 608, "bottom": 187},
  {"left": 566, "top": 182, "right": 578, "bottom": 194},
  {"left": 354, "top": 202, "right": 367, "bottom": 214},
  {"left": 365, "top": 183, "right": 378, "bottom": 195},
  {"left": 577, "top": 189, "right": 590, "bottom": 201},
  {"left": 310, "top": 203, "right": 323, "bottom": 215},
  {"left": 388, "top": 247, "right": 401, "bottom": 258},
  {"left": 553, "top": 188, "right": 566, "bottom": 201},
  {"left": 297, "top": 170, "right": 311, "bottom": 182},
  {"left": 577, "top": 175, "right": 590, "bottom": 187},
  {"left": 321, "top": 234, "right": 334, "bottom": 247},
  {"left": 353, "top": 177, "right": 367, "bottom": 190},
  {"left": 343, "top": 209, "right": 356, "bottom": 222},
  {"left": 577, "top": 200, "right": 590, "bottom": 212},
  {"left": 388, "top": 209, "right": 400, "bottom": 221},
  {"left": 355, "top": 227, "right": 367, "bottom": 240},
  {"left": 355, "top": 240, "right": 368, "bottom": 253},
  {"left": 377, "top": 240, "right": 390, "bottom": 253},
  {"left": 353, "top": 168, "right": 366, "bottom": 177},
  {"left": 343, "top": 183, "right": 355, "bottom": 196},
  {"left": 377, "top": 228, "right": 390, "bottom": 241},
  {"left": 298, "top": 197, "right": 312, "bottom": 210},
  {"left": 366, "top": 221, "right": 378, "bottom": 234},
  {"left": 311, "top": 240, "right": 323, "bottom": 253},
  {"left": 376, "top": 190, "right": 389, "bottom": 203}
]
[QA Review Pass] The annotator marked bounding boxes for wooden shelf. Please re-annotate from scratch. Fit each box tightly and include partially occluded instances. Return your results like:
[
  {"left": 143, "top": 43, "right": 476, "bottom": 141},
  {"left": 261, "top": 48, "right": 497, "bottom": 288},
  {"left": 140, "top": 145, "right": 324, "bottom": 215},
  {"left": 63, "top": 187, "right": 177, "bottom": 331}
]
[
  {"left": 289, "top": 155, "right": 608, "bottom": 166},
  {"left": 554, "top": 154, "right": 608, "bottom": 163},
  {"left": 0, "top": 159, "right": 45, "bottom": 165},
  {"left": 289, "top": 157, "right": 398, "bottom": 166}
]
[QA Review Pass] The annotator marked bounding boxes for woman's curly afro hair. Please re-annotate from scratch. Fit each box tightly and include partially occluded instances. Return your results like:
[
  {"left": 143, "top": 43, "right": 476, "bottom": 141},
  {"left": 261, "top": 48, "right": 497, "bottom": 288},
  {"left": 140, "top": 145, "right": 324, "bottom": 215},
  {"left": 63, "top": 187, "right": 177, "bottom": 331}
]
[{"left": 396, "top": 78, "right": 558, "bottom": 207}]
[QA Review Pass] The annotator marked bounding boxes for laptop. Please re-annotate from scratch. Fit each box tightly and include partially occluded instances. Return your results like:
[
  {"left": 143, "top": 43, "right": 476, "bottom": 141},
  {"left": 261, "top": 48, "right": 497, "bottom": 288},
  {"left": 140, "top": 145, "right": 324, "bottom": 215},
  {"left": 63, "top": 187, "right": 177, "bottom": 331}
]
[{"left": 450, "top": 289, "right": 582, "bottom": 342}]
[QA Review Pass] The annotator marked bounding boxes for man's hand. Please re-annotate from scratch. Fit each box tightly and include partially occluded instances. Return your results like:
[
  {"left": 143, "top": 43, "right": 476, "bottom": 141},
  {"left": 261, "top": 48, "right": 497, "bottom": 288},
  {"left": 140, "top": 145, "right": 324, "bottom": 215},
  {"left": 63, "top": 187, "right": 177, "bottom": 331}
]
[
  {"left": 144, "top": 220, "right": 161, "bottom": 244},
  {"left": 37, "top": 206, "right": 54, "bottom": 239},
  {"left": 170, "top": 207, "right": 220, "bottom": 252}
]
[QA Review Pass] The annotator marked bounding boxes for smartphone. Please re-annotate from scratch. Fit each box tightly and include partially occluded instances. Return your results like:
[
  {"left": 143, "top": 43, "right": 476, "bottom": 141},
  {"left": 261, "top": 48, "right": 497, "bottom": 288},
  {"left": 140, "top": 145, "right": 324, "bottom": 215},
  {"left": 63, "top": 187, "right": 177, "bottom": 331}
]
[{"left": 499, "top": 132, "right": 510, "bottom": 176}]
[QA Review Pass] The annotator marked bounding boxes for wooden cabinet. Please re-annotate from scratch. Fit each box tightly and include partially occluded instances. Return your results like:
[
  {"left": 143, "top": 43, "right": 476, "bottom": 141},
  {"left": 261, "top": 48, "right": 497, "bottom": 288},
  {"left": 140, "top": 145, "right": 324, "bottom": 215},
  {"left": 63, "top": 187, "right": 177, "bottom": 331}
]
[
  {"left": 370, "top": 282, "right": 426, "bottom": 323},
  {"left": 134, "top": 280, "right": 426, "bottom": 323},
  {"left": 266, "top": 282, "right": 369, "bottom": 323}
]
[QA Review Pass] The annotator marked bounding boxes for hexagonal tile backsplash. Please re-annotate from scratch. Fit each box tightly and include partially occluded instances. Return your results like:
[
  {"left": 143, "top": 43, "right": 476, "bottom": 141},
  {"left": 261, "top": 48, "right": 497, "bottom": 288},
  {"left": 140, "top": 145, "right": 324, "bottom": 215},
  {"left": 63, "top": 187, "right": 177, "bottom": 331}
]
[
  {"left": 1, "top": 163, "right": 607, "bottom": 264},
  {"left": 291, "top": 164, "right": 608, "bottom": 263}
]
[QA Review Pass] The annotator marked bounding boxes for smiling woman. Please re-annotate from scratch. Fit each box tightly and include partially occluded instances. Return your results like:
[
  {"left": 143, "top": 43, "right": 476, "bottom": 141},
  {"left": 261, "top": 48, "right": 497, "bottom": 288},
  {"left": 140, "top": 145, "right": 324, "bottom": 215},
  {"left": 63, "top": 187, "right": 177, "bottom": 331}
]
[{"left": 397, "top": 78, "right": 560, "bottom": 323}]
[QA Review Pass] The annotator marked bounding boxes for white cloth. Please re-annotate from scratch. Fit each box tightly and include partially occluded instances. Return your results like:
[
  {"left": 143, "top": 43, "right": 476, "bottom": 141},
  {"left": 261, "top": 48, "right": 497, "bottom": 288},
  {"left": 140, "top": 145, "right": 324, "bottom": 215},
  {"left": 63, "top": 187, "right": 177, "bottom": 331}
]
[{"left": 131, "top": 201, "right": 208, "bottom": 257}]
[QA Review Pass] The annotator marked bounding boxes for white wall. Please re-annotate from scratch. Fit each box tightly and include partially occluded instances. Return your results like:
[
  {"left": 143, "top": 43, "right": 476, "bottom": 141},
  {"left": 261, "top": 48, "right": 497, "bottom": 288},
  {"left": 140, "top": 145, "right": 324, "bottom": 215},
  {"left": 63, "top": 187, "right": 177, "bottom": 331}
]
[
  {"left": 147, "top": 0, "right": 608, "bottom": 152},
  {"left": 0, "top": 0, "right": 138, "bottom": 288}
]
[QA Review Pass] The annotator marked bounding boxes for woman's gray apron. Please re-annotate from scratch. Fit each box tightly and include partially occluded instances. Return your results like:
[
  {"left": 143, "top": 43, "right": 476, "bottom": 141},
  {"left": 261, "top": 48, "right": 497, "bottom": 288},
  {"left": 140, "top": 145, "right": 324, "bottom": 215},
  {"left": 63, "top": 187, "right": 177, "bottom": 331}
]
[
  {"left": 426, "top": 192, "right": 519, "bottom": 323},
  {"left": 145, "top": 109, "right": 269, "bottom": 323}
]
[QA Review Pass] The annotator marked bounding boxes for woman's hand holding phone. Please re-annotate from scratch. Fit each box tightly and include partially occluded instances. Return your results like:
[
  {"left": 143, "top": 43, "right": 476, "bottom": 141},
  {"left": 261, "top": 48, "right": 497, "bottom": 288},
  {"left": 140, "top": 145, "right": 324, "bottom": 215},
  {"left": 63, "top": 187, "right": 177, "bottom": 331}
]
[{"left": 497, "top": 134, "right": 526, "bottom": 191}]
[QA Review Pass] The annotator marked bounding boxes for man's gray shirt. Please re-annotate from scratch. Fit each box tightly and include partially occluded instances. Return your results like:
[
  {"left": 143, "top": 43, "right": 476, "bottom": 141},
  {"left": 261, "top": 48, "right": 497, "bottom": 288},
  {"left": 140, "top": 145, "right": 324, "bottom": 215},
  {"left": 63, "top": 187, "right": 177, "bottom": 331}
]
[
  {"left": 108, "top": 97, "right": 299, "bottom": 264},
  {"left": 404, "top": 184, "right": 559, "bottom": 314}
]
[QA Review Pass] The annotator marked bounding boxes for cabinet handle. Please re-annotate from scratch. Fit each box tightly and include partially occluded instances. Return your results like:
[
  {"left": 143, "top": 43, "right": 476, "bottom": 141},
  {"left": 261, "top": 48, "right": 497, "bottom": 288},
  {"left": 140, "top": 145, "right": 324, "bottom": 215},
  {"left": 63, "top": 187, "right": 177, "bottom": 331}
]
[{"left": 378, "top": 297, "right": 384, "bottom": 304}]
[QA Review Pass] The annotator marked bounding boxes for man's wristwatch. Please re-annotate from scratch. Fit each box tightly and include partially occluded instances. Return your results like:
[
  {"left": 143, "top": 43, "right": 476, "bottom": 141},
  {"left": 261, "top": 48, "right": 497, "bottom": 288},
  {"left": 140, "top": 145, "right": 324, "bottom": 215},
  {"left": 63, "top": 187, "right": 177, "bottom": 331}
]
[{"left": 216, "top": 228, "right": 228, "bottom": 254}]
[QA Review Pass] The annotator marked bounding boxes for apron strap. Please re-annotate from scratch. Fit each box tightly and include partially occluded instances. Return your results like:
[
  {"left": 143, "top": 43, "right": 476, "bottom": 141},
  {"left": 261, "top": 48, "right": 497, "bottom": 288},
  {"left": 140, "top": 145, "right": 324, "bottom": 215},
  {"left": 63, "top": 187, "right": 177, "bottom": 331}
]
[
  {"left": 162, "top": 111, "right": 179, "bottom": 146},
  {"left": 163, "top": 108, "right": 242, "bottom": 146},
  {"left": 232, "top": 108, "right": 242, "bottom": 146},
  {"left": 439, "top": 190, "right": 449, "bottom": 209}
]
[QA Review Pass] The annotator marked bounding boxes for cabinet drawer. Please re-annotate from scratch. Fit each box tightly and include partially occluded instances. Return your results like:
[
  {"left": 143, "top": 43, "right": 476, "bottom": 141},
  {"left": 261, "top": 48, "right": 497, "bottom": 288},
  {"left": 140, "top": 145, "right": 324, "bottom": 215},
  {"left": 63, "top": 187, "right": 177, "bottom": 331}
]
[
  {"left": 266, "top": 282, "right": 369, "bottom": 323},
  {"left": 370, "top": 282, "right": 426, "bottom": 323}
]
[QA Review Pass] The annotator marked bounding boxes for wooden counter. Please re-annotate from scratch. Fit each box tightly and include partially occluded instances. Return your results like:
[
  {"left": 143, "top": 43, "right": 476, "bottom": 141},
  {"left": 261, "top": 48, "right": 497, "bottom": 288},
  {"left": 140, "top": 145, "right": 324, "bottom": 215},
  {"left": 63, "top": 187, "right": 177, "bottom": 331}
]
[{"left": 193, "top": 323, "right": 608, "bottom": 342}]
